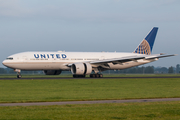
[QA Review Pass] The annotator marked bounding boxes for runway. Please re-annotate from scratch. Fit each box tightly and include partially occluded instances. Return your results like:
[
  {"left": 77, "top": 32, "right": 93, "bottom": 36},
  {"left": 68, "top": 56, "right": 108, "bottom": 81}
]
[
  {"left": 0, "top": 76, "right": 180, "bottom": 80},
  {"left": 0, "top": 98, "right": 180, "bottom": 106}
]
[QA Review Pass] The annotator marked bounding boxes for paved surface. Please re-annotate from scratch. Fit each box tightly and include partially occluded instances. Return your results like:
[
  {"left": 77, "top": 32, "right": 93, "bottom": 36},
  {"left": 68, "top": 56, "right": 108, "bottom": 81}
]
[
  {"left": 1, "top": 76, "right": 180, "bottom": 80},
  {"left": 0, "top": 98, "right": 180, "bottom": 106}
]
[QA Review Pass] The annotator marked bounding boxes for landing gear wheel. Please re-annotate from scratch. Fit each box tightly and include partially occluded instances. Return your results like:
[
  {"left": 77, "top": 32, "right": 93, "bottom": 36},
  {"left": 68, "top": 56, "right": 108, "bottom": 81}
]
[
  {"left": 17, "top": 75, "right": 22, "bottom": 78},
  {"left": 73, "top": 75, "right": 86, "bottom": 78},
  {"left": 96, "top": 74, "right": 100, "bottom": 78},
  {"left": 99, "top": 74, "right": 103, "bottom": 77},
  {"left": 90, "top": 74, "right": 103, "bottom": 78}
]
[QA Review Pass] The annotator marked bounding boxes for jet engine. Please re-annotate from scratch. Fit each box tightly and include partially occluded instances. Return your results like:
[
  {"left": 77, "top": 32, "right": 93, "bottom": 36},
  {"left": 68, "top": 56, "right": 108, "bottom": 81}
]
[
  {"left": 71, "top": 63, "right": 92, "bottom": 75},
  {"left": 44, "top": 70, "right": 62, "bottom": 75}
]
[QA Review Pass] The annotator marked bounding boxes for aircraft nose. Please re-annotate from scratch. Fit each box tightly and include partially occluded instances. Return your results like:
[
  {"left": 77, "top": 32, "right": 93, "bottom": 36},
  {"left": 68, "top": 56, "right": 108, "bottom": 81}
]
[
  {"left": 2, "top": 60, "right": 5, "bottom": 65},
  {"left": 2, "top": 60, "right": 7, "bottom": 66}
]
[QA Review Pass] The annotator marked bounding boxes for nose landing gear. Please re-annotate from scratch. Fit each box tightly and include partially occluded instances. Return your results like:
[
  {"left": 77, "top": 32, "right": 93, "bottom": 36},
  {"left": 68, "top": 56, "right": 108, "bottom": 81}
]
[
  {"left": 14, "top": 69, "right": 22, "bottom": 78},
  {"left": 17, "top": 74, "right": 22, "bottom": 78}
]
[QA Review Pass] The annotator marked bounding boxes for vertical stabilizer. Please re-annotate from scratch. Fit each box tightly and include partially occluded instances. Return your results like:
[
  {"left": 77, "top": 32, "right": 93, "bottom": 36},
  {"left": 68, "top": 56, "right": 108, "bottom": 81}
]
[{"left": 133, "top": 27, "right": 158, "bottom": 55}]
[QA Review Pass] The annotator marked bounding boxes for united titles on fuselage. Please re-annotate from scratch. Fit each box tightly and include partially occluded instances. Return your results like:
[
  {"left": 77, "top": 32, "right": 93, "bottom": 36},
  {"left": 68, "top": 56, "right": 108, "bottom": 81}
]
[{"left": 34, "top": 54, "right": 67, "bottom": 59}]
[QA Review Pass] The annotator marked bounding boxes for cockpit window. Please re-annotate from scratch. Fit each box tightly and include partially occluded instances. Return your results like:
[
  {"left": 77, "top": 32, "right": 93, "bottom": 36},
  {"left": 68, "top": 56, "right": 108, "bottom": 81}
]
[{"left": 6, "top": 57, "right": 13, "bottom": 60}]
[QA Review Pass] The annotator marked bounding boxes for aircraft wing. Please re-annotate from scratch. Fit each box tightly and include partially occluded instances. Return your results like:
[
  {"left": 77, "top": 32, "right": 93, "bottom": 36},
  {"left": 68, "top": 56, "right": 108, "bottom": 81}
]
[
  {"left": 66, "top": 55, "right": 146, "bottom": 67},
  {"left": 90, "top": 54, "right": 177, "bottom": 65},
  {"left": 66, "top": 54, "right": 176, "bottom": 67}
]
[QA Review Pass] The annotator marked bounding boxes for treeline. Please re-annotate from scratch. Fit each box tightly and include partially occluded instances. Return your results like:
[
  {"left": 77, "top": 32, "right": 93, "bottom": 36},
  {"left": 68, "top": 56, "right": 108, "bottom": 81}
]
[
  {"left": 103, "top": 64, "right": 180, "bottom": 74},
  {"left": 0, "top": 64, "right": 179, "bottom": 74},
  {"left": 105, "top": 66, "right": 155, "bottom": 74},
  {"left": 0, "top": 68, "right": 43, "bottom": 74}
]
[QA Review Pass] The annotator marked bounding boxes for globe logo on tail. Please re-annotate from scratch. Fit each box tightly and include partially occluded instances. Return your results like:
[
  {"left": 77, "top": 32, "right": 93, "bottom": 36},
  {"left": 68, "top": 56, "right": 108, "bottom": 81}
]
[{"left": 133, "top": 39, "right": 151, "bottom": 55}]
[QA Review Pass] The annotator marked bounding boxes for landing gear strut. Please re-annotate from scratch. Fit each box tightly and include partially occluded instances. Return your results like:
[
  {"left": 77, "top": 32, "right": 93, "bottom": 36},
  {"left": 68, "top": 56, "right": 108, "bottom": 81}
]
[{"left": 14, "top": 69, "right": 22, "bottom": 78}]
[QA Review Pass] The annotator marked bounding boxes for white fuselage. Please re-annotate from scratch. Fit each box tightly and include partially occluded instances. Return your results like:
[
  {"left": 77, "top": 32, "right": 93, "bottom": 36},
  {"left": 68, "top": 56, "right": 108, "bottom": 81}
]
[{"left": 2, "top": 51, "right": 157, "bottom": 71}]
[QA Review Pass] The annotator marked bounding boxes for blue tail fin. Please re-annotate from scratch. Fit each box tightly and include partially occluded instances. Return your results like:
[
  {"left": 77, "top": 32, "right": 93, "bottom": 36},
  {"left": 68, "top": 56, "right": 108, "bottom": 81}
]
[{"left": 133, "top": 27, "right": 158, "bottom": 55}]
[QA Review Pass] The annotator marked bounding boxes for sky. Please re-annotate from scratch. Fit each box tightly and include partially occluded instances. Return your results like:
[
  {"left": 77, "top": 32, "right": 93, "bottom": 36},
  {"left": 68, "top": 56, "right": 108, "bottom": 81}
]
[{"left": 0, "top": 0, "right": 180, "bottom": 68}]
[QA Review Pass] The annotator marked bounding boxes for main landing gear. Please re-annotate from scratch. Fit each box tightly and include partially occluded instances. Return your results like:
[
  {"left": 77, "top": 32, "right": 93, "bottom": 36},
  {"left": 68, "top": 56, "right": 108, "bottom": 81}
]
[
  {"left": 73, "top": 75, "right": 86, "bottom": 78},
  {"left": 73, "top": 74, "right": 103, "bottom": 78},
  {"left": 89, "top": 68, "right": 103, "bottom": 78},
  {"left": 90, "top": 74, "right": 103, "bottom": 78},
  {"left": 14, "top": 69, "right": 22, "bottom": 78}
]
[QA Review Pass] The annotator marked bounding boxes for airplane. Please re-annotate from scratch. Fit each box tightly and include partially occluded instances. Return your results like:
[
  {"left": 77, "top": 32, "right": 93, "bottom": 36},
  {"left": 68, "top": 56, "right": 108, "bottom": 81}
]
[{"left": 2, "top": 27, "right": 176, "bottom": 78}]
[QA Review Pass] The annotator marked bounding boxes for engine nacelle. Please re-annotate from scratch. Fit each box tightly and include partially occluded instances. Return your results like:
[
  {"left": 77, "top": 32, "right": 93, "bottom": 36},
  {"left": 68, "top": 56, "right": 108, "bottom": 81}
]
[
  {"left": 44, "top": 70, "right": 62, "bottom": 75},
  {"left": 71, "top": 63, "right": 92, "bottom": 75}
]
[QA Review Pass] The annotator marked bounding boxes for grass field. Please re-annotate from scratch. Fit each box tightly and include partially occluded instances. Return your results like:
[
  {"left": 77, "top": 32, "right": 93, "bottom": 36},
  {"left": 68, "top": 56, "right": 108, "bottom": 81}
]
[
  {"left": 1, "top": 75, "right": 180, "bottom": 119},
  {"left": 1, "top": 101, "right": 180, "bottom": 120},
  {"left": 0, "top": 77, "right": 180, "bottom": 103}
]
